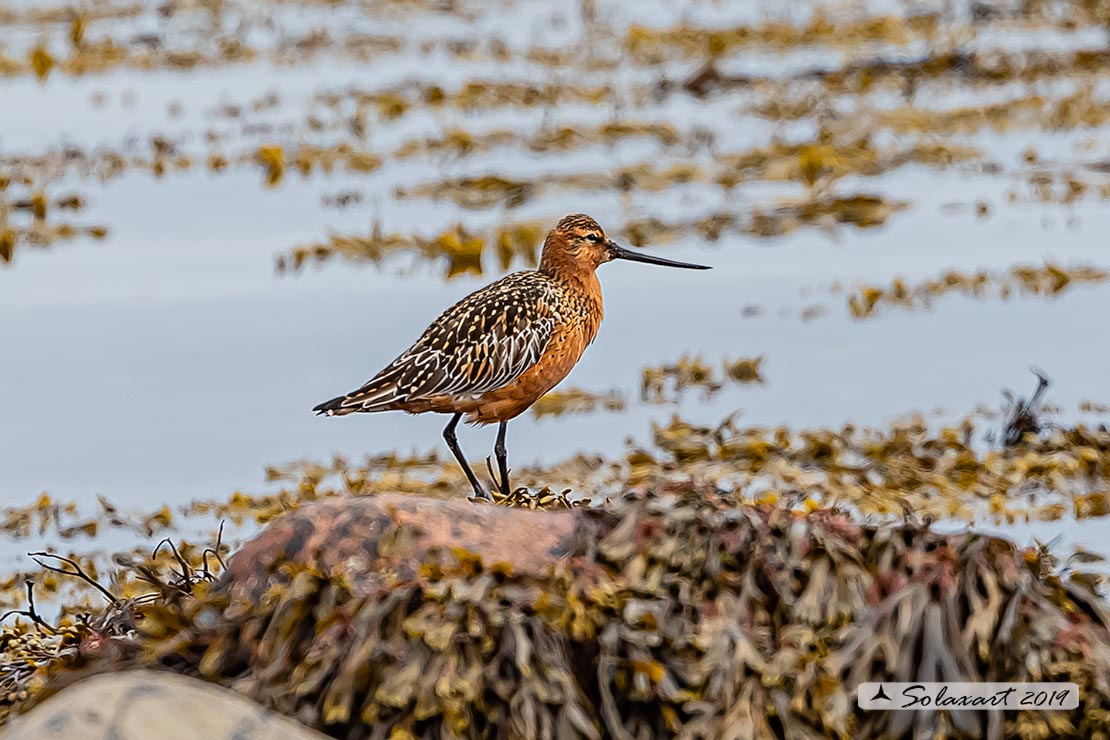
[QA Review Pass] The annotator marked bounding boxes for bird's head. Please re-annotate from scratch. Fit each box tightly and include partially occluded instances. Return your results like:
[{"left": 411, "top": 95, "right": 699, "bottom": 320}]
[{"left": 539, "top": 213, "right": 710, "bottom": 277}]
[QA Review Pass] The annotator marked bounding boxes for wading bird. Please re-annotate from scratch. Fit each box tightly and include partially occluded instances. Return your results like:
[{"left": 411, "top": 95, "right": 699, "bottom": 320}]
[{"left": 313, "top": 214, "right": 710, "bottom": 500}]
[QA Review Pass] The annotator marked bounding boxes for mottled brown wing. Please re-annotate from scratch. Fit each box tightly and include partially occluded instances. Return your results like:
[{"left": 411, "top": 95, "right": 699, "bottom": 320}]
[{"left": 315, "top": 273, "right": 557, "bottom": 415}]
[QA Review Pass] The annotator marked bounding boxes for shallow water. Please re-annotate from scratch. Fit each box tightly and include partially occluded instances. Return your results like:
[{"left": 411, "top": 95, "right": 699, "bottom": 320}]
[{"left": 2, "top": 0, "right": 1110, "bottom": 567}]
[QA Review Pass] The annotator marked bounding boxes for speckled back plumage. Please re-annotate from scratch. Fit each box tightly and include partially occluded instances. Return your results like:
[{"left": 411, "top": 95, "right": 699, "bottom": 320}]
[{"left": 313, "top": 269, "right": 600, "bottom": 420}]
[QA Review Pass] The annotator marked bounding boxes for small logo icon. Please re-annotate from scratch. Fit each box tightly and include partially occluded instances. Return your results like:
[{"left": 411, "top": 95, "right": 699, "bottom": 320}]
[{"left": 870, "top": 684, "right": 892, "bottom": 703}]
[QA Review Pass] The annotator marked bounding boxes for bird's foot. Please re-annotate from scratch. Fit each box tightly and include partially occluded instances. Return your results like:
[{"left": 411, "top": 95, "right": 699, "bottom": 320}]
[{"left": 467, "top": 482, "right": 493, "bottom": 502}]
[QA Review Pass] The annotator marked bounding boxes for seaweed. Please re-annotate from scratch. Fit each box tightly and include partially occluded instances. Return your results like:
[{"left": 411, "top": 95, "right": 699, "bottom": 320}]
[
  {"left": 276, "top": 221, "right": 546, "bottom": 278},
  {"left": 624, "top": 12, "right": 941, "bottom": 65},
  {"left": 4, "top": 486, "right": 1110, "bottom": 739},
  {"left": 997, "top": 370, "right": 1053, "bottom": 448},
  {"left": 531, "top": 389, "right": 625, "bottom": 420},
  {"left": 847, "top": 262, "right": 1110, "bottom": 318}
]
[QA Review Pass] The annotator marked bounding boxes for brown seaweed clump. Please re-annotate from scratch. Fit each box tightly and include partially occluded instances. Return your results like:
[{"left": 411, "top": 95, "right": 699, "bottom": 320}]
[
  {"left": 530, "top": 388, "right": 625, "bottom": 419},
  {"left": 640, "top": 355, "right": 766, "bottom": 402},
  {"left": 12, "top": 485, "right": 1109, "bottom": 740},
  {"left": 276, "top": 221, "right": 546, "bottom": 279},
  {"left": 0, "top": 187, "right": 108, "bottom": 266},
  {"left": 847, "top": 262, "right": 1110, "bottom": 318}
]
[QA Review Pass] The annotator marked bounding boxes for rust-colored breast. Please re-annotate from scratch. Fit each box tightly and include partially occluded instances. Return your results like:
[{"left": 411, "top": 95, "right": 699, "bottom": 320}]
[{"left": 463, "top": 274, "right": 603, "bottom": 424}]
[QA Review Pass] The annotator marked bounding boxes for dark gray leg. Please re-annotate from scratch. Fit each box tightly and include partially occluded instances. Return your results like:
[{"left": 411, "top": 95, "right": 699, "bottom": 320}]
[
  {"left": 495, "top": 421, "right": 511, "bottom": 497},
  {"left": 443, "top": 413, "right": 489, "bottom": 500}
]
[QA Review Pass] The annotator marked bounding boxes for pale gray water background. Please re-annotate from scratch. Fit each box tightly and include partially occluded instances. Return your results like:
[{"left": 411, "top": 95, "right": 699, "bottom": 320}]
[{"left": 1, "top": 0, "right": 1109, "bottom": 566}]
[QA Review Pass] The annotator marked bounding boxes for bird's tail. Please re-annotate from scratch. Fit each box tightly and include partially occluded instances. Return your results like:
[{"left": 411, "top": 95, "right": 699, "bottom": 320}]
[{"left": 313, "top": 376, "right": 402, "bottom": 416}]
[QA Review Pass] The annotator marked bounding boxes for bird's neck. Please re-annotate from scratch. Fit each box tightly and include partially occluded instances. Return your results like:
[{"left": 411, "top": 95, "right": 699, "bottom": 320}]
[
  {"left": 542, "top": 264, "right": 604, "bottom": 313},
  {"left": 542, "top": 260, "right": 596, "bottom": 288}
]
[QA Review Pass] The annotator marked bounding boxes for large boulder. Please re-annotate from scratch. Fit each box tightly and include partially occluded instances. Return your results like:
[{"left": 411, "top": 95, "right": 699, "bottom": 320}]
[
  {"left": 218, "top": 493, "right": 577, "bottom": 600},
  {"left": 0, "top": 670, "right": 326, "bottom": 740}
]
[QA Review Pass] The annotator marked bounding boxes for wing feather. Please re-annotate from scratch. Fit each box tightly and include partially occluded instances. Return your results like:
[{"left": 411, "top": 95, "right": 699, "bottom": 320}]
[{"left": 314, "top": 272, "right": 559, "bottom": 415}]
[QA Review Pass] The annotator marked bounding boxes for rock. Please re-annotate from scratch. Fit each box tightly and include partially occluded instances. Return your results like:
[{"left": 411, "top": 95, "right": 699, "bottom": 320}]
[
  {"left": 0, "top": 670, "right": 326, "bottom": 740},
  {"left": 218, "top": 494, "right": 577, "bottom": 600}
]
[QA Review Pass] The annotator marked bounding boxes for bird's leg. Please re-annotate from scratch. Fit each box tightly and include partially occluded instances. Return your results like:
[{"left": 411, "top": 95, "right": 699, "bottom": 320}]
[
  {"left": 443, "top": 413, "right": 489, "bottom": 500},
  {"left": 494, "top": 421, "right": 511, "bottom": 497},
  {"left": 484, "top": 457, "right": 502, "bottom": 495}
]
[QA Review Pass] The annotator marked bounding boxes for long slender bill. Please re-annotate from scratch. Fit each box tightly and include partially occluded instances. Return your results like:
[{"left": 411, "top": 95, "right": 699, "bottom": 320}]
[{"left": 608, "top": 242, "right": 711, "bottom": 270}]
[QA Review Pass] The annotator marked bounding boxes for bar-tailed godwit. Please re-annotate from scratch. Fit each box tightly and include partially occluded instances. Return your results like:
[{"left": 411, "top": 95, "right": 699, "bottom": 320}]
[{"left": 314, "top": 213, "right": 710, "bottom": 500}]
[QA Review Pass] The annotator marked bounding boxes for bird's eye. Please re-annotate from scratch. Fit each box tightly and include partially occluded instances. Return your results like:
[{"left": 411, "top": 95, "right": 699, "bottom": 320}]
[{"left": 585, "top": 233, "right": 601, "bottom": 243}]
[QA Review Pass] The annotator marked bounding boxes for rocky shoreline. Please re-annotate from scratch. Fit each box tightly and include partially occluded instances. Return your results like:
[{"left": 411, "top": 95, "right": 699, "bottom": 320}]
[{"left": 2, "top": 485, "right": 1108, "bottom": 739}]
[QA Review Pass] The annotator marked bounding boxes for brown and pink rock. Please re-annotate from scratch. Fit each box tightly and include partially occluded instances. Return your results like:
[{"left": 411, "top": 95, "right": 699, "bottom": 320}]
[{"left": 217, "top": 494, "right": 578, "bottom": 600}]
